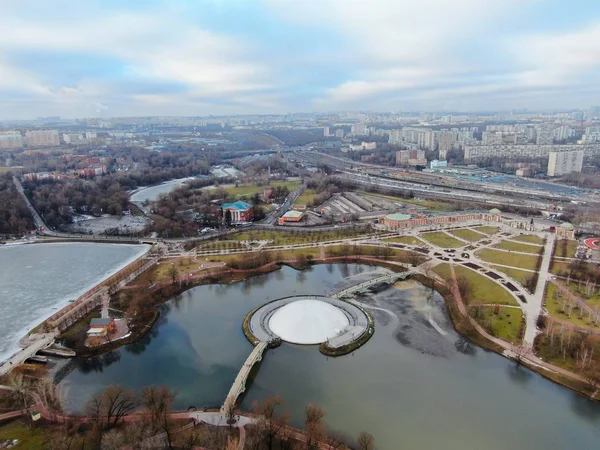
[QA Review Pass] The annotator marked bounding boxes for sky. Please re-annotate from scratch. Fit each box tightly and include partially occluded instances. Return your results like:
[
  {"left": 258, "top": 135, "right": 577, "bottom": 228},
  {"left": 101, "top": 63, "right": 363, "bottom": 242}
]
[{"left": 2, "top": 0, "right": 600, "bottom": 118}]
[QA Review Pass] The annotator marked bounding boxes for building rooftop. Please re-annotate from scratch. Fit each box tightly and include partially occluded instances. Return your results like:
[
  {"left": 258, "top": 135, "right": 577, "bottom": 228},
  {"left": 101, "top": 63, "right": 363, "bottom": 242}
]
[
  {"left": 282, "top": 210, "right": 304, "bottom": 218},
  {"left": 385, "top": 213, "right": 412, "bottom": 221},
  {"left": 222, "top": 201, "right": 252, "bottom": 211},
  {"left": 90, "top": 318, "right": 112, "bottom": 327},
  {"left": 489, "top": 208, "right": 502, "bottom": 216}
]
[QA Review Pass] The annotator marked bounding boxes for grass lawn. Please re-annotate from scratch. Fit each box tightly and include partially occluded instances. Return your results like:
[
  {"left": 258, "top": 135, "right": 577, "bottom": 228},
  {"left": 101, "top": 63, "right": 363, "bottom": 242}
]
[
  {"left": 294, "top": 189, "right": 318, "bottom": 205},
  {"left": 470, "top": 306, "right": 523, "bottom": 344},
  {"left": 449, "top": 228, "right": 486, "bottom": 242},
  {"left": 222, "top": 228, "right": 373, "bottom": 246},
  {"left": 421, "top": 231, "right": 465, "bottom": 248},
  {"left": 131, "top": 257, "right": 208, "bottom": 284},
  {"left": 493, "top": 240, "right": 542, "bottom": 254},
  {"left": 554, "top": 239, "right": 579, "bottom": 258},
  {"left": 386, "top": 236, "right": 427, "bottom": 246},
  {"left": 559, "top": 279, "right": 600, "bottom": 310},
  {"left": 476, "top": 249, "right": 539, "bottom": 270},
  {"left": 511, "top": 234, "right": 545, "bottom": 245},
  {"left": 0, "top": 421, "right": 53, "bottom": 449},
  {"left": 433, "top": 263, "right": 519, "bottom": 306},
  {"left": 198, "top": 241, "right": 247, "bottom": 251},
  {"left": 432, "top": 263, "right": 452, "bottom": 281},
  {"left": 473, "top": 226, "right": 500, "bottom": 235},
  {"left": 224, "top": 180, "right": 301, "bottom": 198},
  {"left": 544, "top": 282, "right": 600, "bottom": 330},
  {"left": 492, "top": 265, "right": 536, "bottom": 288}
]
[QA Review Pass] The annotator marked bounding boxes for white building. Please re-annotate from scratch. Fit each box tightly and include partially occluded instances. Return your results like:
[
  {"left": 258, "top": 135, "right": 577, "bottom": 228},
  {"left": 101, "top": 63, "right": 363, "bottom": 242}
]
[
  {"left": 323, "top": 126, "right": 330, "bottom": 137},
  {"left": 536, "top": 124, "right": 554, "bottom": 145},
  {"left": 350, "top": 123, "right": 368, "bottom": 136},
  {"left": 25, "top": 129, "right": 60, "bottom": 147},
  {"left": 438, "top": 131, "right": 455, "bottom": 160},
  {"left": 547, "top": 150, "right": 584, "bottom": 177},
  {"left": 0, "top": 132, "right": 24, "bottom": 149}
]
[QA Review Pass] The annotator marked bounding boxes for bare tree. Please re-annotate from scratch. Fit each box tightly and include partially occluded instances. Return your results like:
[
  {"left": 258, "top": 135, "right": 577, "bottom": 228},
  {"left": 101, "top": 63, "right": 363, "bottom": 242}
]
[
  {"left": 85, "top": 385, "right": 138, "bottom": 430},
  {"left": 251, "top": 395, "right": 290, "bottom": 450},
  {"left": 141, "top": 385, "right": 178, "bottom": 449},
  {"left": 7, "top": 374, "right": 32, "bottom": 422},
  {"left": 357, "top": 431, "right": 375, "bottom": 450},
  {"left": 304, "top": 403, "right": 326, "bottom": 449},
  {"left": 456, "top": 275, "right": 472, "bottom": 303}
]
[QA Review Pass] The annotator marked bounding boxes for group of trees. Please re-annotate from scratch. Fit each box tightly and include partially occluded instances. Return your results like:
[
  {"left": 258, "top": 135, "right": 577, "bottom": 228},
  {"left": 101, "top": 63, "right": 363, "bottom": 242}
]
[
  {"left": 0, "top": 173, "right": 33, "bottom": 235},
  {"left": 1, "top": 379, "right": 374, "bottom": 450},
  {"left": 246, "top": 396, "right": 374, "bottom": 450}
]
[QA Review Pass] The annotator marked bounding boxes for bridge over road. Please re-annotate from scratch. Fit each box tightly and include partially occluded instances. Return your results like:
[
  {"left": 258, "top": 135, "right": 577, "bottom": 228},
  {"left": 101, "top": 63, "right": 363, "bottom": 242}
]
[{"left": 221, "top": 341, "right": 268, "bottom": 414}]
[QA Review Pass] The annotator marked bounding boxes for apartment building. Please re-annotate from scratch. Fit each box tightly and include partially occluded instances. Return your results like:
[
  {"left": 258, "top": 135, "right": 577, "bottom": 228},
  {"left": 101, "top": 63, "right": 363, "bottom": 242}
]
[{"left": 547, "top": 150, "right": 584, "bottom": 177}]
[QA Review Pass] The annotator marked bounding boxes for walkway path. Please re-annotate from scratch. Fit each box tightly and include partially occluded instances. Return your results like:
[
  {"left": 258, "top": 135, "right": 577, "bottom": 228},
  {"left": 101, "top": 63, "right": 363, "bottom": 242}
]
[
  {"left": 524, "top": 233, "right": 554, "bottom": 345},
  {"left": 0, "top": 332, "right": 57, "bottom": 377},
  {"left": 221, "top": 342, "right": 268, "bottom": 414}
]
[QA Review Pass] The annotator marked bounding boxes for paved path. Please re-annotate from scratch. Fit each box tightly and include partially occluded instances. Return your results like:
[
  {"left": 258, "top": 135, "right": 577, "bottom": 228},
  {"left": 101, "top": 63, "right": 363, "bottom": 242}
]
[
  {"left": 0, "top": 332, "right": 57, "bottom": 376},
  {"left": 523, "top": 233, "right": 554, "bottom": 345},
  {"left": 221, "top": 342, "right": 268, "bottom": 414}
]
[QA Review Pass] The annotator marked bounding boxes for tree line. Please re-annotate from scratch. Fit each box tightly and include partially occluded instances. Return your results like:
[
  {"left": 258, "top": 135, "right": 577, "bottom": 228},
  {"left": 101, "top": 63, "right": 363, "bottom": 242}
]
[{"left": 0, "top": 173, "right": 33, "bottom": 235}]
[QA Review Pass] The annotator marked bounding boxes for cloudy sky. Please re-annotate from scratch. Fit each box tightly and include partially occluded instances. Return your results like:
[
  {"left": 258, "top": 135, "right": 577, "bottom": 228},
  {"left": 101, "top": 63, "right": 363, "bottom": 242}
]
[{"left": 2, "top": 0, "right": 600, "bottom": 118}]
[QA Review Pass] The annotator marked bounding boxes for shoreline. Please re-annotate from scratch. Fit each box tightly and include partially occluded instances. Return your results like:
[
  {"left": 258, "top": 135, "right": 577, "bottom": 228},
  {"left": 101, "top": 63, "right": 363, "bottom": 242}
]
[
  {"left": 5, "top": 252, "right": 596, "bottom": 403},
  {"left": 0, "top": 242, "right": 151, "bottom": 367}
]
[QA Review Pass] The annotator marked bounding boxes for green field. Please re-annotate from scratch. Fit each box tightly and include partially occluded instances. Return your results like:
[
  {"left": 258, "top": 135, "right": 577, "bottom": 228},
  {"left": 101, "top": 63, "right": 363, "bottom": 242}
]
[
  {"left": 493, "top": 240, "right": 542, "bottom": 254},
  {"left": 449, "top": 228, "right": 486, "bottom": 242},
  {"left": 473, "top": 226, "right": 500, "bottom": 235},
  {"left": 476, "top": 249, "right": 539, "bottom": 270},
  {"left": 470, "top": 306, "right": 523, "bottom": 344},
  {"left": 554, "top": 239, "right": 579, "bottom": 258},
  {"left": 421, "top": 232, "right": 465, "bottom": 248},
  {"left": 511, "top": 234, "right": 545, "bottom": 245},
  {"left": 0, "top": 421, "right": 50, "bottom": 449},
  {"left": 294, "top": 188, "right": 318, "bottom": 205},
  {"left": 492, "top": 265, "right": 536, "bottom": 289},
  {"left": 433, "top": 263, "right": 519, "bottom": 306},
  {"left": 386, "top": 236, "right": 427, "bottom": 246},
  {"left": 219, "top": 228, "right": 374, "bottom": 246},
  {"left": 224, "top": 180, "right": 301, "bottom": 198},
  {"left": 544, "top": 282, "right": 600, "bottom": 330}
]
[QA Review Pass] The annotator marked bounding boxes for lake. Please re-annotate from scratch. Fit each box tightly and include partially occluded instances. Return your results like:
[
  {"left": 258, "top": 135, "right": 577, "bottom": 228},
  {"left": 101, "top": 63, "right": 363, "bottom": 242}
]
[{"left": 57, "top": 264, "right": 600, "bottom": 449}]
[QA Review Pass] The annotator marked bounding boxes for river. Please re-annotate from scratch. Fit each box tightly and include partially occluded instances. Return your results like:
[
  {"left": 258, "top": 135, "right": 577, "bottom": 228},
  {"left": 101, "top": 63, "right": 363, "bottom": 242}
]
[
  {"left": 57, "top": 264, "right": 600, "bottom": 449},
  {"left": 0, "top": 242, "right": 149, "bottom": 362},
  {"left": 129, "top": 177, "right": 195, "bottom": 203}
]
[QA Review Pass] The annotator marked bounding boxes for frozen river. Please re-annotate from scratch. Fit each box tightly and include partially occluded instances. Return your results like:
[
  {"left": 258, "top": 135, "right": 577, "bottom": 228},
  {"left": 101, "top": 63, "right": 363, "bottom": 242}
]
[
  {"left": 0, "top": 242, "right": 149, "bottom": 362},
  {"left": 129, "top": 177, "right": 195, "bottom": 203}
]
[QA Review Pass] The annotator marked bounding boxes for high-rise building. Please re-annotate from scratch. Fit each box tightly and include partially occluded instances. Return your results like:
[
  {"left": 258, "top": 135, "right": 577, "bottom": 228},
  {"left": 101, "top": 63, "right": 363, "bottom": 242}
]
[
  {"left": 438, "top": 131, "right": 455, "bottom": 160},
  {"left": 482, "top": 131, "right": 503, "bottom": 145},
  {"left": 535, "top": 125, "right": 554, "bottom": 145},
  {"left": 554, "top": 125, "right": 571, "bottom": 142},
  {"left": 323, "top": 126, "right": 330, "bottom": 137},
  {"left": 0, "top": 132, "right": 24, "bottom": 149},
  {"left": 350, "top": 123, "right": 368, "bottom": 136},
  {"left": 25, "top": 129, "right": 60, "bottom": 147},
  {"left": 547, "top": 150, "right": 584, "bottom": 176}
]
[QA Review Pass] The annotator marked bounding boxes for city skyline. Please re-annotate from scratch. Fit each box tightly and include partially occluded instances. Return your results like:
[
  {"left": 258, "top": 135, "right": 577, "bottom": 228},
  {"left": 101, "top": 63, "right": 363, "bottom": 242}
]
[{"left": 3, "top": 0, "right": 600, "bottom": 119}]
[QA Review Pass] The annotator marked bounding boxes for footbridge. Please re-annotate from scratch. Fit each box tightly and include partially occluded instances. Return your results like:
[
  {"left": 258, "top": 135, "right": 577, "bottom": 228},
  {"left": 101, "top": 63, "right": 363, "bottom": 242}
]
[
  {"left": 220, "top": 341, "right": 268, "bottom": 414},
  {"left": 334, "top": 271, "right": 414, "bottom": 299}
]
